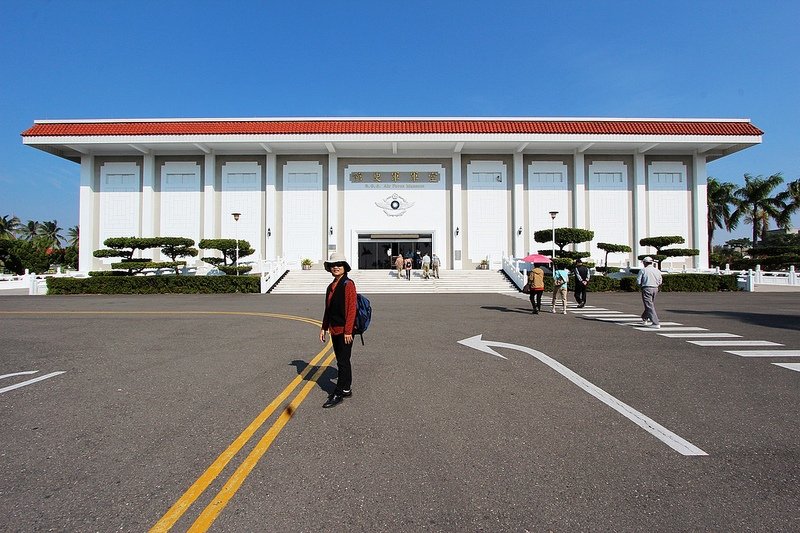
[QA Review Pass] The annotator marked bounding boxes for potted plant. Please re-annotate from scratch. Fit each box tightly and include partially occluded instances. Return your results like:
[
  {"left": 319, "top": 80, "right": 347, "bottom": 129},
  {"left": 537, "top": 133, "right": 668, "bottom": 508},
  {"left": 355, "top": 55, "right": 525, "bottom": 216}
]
[
  {"left": 479, "top": 259, "right": 489, "bottom": 270},
  {"left": 301, "top": 258, "right": 313, "bottom": 270}
]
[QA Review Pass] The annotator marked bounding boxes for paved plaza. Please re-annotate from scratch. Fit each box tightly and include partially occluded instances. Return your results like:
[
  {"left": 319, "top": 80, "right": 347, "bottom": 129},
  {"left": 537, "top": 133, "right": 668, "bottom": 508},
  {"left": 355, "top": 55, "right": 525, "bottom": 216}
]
[{"left": 1, "top": 291, "right": 798, "bottom": 531}]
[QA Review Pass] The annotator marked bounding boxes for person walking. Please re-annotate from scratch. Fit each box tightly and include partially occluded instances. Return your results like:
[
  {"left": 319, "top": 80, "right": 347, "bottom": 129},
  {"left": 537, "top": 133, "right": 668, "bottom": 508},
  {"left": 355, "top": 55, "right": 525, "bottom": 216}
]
[
  {"left": 319, "top": 252, "right": 357, "bottom": 408},
  {"left": 422, "top": 252, "right": 431, "bottom": 279},
  {"left": 573, "top": 258, "right": 590, "bottom": 308},
  {"left": 637, "top": 256, "right": 663, "bottom": 329},
  {"left": 431, "top": 253, "right": 440, "bottom": 278},
  {"left": 404, "top": 254, "right": 412, "bottom": 280},
  {"left": 394, "top": 253, "right": 404, "bottom": 280},
  {"left": 550, "top": 265, "right": 570, "bottom": 314},
  {"left": 528, "top": 264, "right": 545, "bottom": 314}
]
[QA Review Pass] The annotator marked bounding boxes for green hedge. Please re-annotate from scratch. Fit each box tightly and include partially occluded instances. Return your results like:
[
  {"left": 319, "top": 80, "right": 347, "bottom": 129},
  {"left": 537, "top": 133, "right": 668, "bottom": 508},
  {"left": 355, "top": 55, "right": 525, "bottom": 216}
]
[
  {"left": 47, "top": 275, "right": 260, "bottom": 294},
  {"left": 533, "top": 274, "right": 739, "bottom": 293}
]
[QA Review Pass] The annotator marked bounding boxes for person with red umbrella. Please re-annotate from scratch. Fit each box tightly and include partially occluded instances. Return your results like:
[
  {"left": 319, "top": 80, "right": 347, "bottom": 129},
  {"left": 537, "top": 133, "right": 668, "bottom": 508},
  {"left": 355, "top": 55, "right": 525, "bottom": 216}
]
[{"left": 521, "top": 253, "right": 551, "bottom": 314}]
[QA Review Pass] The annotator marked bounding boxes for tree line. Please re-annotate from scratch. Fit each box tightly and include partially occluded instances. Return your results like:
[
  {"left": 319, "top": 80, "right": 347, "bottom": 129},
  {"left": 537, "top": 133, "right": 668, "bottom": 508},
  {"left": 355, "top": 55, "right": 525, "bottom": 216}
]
[{"left": 0, "top": 216, "right": 78, "bottom": 274}]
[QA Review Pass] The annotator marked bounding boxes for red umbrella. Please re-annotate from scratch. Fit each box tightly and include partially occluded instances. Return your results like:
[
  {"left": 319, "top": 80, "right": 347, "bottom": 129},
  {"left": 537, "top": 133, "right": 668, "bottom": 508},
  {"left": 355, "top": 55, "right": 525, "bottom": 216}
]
[{"left": 520, "top": 253, "right": 551, "bottom": 264}]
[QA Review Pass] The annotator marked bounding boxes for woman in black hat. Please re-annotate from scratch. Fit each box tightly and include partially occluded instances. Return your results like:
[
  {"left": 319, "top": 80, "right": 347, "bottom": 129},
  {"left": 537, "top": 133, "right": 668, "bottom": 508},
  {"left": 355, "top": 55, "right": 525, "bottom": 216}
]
[{"left": 319, "top": 252, "right": 358, "bottom": 408}]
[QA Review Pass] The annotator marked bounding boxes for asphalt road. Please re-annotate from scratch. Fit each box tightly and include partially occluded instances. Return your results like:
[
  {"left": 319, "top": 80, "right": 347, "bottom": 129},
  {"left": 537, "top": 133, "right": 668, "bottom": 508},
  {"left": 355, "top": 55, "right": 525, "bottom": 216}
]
[{"left": 0, "top": 291, "right": 798, "bottom": 532}]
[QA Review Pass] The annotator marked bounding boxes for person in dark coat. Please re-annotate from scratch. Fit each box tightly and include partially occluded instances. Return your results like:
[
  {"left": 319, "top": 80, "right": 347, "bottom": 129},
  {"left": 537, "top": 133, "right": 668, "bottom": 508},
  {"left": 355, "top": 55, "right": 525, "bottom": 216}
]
[
  {"left": 319, "top": 251, "right": 357, "bottom": 408},
  {"left": 573, "top": 258, "right": 590, "bottom": 308}
]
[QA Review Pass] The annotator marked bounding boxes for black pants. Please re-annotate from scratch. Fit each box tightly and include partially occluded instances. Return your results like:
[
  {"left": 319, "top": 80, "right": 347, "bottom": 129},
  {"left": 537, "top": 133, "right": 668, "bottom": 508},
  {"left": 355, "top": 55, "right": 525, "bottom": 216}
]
[
  {"left": 331, "top": 333, "right": 352, "bottom": 393},
  {"left": 529, "top": 290, "right": 543, "bottom": 312},
  {"left": 574, "top": 282, "right": 587, "bottom": 306}
]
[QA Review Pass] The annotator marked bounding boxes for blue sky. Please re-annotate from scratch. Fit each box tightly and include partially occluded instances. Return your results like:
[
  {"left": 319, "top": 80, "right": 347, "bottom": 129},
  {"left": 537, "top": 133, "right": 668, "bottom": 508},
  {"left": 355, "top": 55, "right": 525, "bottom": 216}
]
[{"left": 1, "top": 0, "right": 798, "bottom": 243}]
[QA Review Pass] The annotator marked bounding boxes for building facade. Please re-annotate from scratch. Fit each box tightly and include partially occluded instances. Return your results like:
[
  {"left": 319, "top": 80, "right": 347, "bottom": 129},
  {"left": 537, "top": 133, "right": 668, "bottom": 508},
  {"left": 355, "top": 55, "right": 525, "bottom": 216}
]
[{"left": 22, "top": 117, "right": 762, "bottom": 272}]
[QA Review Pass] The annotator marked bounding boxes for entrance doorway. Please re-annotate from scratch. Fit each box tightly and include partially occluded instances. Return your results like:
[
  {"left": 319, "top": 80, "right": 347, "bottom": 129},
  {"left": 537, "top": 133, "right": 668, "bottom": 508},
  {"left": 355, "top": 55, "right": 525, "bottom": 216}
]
[{"left": 357, "top": 234, "right": 432, "bottom": 269}]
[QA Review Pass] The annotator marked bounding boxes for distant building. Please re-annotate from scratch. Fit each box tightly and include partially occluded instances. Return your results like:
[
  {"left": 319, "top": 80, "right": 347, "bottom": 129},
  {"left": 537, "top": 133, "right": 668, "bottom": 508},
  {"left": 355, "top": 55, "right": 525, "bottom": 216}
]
[{"left": 22, "top": 117, "right": 762, "bottom": 271}]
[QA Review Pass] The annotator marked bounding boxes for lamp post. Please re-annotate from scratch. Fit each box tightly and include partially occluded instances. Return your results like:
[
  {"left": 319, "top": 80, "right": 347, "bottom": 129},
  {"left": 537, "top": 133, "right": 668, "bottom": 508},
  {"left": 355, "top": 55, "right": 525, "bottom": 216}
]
[
  {"left": 549, "top": 211, "right": 558, "bottom": 261},
  {"left": 231, "top": 212, "right": 241, "bottom": 276}
]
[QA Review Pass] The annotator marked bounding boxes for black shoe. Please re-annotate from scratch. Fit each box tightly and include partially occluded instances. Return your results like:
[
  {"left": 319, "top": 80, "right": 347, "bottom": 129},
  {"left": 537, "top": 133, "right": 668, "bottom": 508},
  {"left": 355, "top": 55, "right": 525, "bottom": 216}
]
[
  {"left": 532, "top": 310, "right": 538, "bottom": 314},
  {"left": 322, "top": 394, "right": 344, "bottom": 408},
  {"left": 577, "top": 304, "right": 585, "bottom": 308},
  {"left": 340, "top": 389, "right": 352, "bottom": 398}
]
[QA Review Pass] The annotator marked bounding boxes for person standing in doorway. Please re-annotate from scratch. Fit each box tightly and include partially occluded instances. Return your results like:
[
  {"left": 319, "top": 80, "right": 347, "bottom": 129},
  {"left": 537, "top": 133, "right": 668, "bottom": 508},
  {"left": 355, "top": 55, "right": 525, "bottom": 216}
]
[
  {"left": 550, "top": 265, "right": 570, "bottom": 314},
  {"left": 394, "top": 253, "right": 404, "bottom": 280},
  {"left": 528, "top": 264, "right": 545, "bottom": 314},
  {"left": 319, "top": 252, "right": 357, "bottom": 408},
  {"left": 636, "top": 256, "right": 663, "bottom": 329},
  {"left": 573, "top": 258, "right": 590, "bottom": 308},
  {"left": 431, "top": 253, "right": 441, "bottom": 278}
]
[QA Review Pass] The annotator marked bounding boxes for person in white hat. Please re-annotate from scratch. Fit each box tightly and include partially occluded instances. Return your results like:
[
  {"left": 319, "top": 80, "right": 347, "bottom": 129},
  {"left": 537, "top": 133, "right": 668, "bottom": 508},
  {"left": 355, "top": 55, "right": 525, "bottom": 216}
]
[
  {"left": 636, "top": 256, "right": 663, "bottom": 328},
  {"left": 319, "top": 251, "right": 357, "bottom": 408}
]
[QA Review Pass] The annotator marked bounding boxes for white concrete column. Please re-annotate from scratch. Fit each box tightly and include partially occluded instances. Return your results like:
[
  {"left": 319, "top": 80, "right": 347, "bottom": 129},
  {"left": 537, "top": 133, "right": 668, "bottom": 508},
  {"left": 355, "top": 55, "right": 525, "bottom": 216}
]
[
  {"left": 142, "top": 154, "right": 155, "bottom": 237},
  {"left": 452, "top": 153, "right": 463, "bottom": 270},
  {"left": 693, "top": 153, "right": 709, "bottom": 269},
  {"left": 327, "top": 153, "right": 338, "bottom": 255},
  {"left": 203, "top": 152, "right": 216, "bottom": 251},
  {"left": 79, "top": 155, "right": 96, "bottom": 272},
  {"left": 633, "top": 153, "right": 647, "bottom": 260},
  {"left": 265, "top": 153, "right": 277, "bottom": 260},
  {"left": 513, "top": 152, "right": 524, "bottom": 257},
  {"left": 573, "top": 152, "right": 586, "bottom": 252}
]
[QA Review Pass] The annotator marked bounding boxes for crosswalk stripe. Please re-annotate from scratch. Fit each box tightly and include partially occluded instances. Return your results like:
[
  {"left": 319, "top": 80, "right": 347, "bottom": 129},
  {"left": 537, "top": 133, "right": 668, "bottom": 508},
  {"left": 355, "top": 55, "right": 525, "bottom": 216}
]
[
  {"left": 688, "top": 340, "right": 782, "bottom": 347},
  {"left": 724, "top": 350, "right": 800, "bottom": 357},
  {"left": 658, "top": 333, "right": 742, "bottom": 338},
  {"left": 772, "top": 363, "right": 800, "bottom": 372},
  {"left": 633, "top": 326, "right": 704, "bottom": 331}
]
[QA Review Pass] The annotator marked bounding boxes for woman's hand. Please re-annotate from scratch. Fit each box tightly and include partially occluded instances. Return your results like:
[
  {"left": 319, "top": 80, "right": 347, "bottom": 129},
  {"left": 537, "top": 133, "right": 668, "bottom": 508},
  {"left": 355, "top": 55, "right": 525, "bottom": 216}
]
[
  {"left": 344, "top": 334, "right": 353, "bottom": 345},
  {"left": 319, "top": 329, "right": 326, "bottom": 343}
]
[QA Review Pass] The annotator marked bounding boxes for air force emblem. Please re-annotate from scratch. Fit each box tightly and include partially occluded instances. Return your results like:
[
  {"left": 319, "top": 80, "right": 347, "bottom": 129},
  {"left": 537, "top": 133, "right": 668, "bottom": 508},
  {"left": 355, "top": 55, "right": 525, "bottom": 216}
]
[{"left": 375, "top": 193, "right": 414, "bottom": 216}]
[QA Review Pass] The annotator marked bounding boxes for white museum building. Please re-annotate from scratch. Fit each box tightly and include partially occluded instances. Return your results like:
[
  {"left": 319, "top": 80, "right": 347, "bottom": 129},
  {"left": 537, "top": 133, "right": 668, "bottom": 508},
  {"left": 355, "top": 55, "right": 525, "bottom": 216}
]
[{"left": 22, "top": 117, "right": 762, "bottom": 273}]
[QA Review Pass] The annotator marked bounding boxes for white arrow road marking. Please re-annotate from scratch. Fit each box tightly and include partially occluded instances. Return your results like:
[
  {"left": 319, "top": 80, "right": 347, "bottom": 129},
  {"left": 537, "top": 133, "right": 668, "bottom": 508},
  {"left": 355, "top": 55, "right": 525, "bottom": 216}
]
[
  {"left": 0, "top": 371, "right": 39, "bottom": 380},
  {"left": 773, "top": 363, "right": 800, "bottom": 372},
  {"left": 458, "top": 335, "right": 707, "bottom": 456},
  {"left": 0, "top": 372, "right": 66, "bottom": 394}
]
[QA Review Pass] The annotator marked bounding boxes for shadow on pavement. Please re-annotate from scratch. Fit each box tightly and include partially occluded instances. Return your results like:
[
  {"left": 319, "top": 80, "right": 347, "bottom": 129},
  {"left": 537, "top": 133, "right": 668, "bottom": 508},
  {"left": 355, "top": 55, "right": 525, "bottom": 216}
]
[
  {"left": 667, "top": 308, "right": 800, "bottom": 332},
  {"left": 480, "top": 305, "right": 533, "bottom": 315},
  {"left": 289, "top": 359, "right": 337, "bottom": 394}
]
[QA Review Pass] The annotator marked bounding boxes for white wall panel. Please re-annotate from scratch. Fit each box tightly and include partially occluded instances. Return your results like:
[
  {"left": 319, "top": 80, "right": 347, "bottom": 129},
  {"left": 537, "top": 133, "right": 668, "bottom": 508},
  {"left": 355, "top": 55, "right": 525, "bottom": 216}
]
[
  {"left": 222, "top": 162, "right": 262, "bottom": 264},
  {"left": 160, "top": 162, "right": 201, "bottom": 244},
  {"left": 528, "top": 161, "right": 569, "bottom": 255},
  {"left": 99, "top": 162, "right": 140, "bottom": 249},
  {"left": 587, "top": 161, "right": 629, "bottom": 265},
  {"left": 647, "top": 161, "right": 690, "bottom": 259},
  {"left": 282, "top": 161, "right": 323, "bottom": 263},
  {"left": 467, "top": 161, "right": 507, "bottom": 262}
]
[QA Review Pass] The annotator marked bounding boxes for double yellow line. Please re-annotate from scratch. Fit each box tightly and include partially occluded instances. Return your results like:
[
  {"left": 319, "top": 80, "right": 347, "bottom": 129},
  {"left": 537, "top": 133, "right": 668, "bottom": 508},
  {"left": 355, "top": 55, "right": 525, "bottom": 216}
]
[{"left": 0, "top": 310, "right": 334, "bottom": 531}]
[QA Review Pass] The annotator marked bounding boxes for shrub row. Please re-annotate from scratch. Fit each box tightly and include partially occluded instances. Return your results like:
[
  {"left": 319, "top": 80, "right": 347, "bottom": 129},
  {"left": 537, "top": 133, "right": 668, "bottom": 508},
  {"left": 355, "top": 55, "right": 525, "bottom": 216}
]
[
  {"left": 536, "top": 274, "right": 739, "bottom": 293},
  {"left": 47, "top": 275, "right": 260, "bottom": 294}
]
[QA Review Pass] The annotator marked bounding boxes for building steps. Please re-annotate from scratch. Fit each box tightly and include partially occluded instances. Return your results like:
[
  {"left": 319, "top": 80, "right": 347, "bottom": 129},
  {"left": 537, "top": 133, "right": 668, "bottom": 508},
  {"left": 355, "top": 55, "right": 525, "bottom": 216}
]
[{"left": 269, "top": 269, "right": 519, "bottom": 294}]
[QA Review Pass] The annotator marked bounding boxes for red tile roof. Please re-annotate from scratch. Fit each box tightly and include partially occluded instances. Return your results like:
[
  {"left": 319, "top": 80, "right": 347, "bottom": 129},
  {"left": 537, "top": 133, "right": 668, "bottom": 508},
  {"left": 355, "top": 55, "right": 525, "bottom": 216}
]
[{"left": 21, "top": 119, "right": 763, "bottom": 137}]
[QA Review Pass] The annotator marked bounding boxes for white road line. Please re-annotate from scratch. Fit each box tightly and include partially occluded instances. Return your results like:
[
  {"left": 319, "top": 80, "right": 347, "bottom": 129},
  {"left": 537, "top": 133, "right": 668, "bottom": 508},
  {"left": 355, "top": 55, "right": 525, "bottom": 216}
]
[
  {"left": 772, "top": 363, "right": 800, "bottom": 372},
  {"left": 0, "top": 372, "right": 66, "bottom": 394},
  {"left": 623, "top": 321, "right": 683, "bottom": 327},
  {"left": 569, "top": 310, "right": 619, "bottom": 314},
  {"left": 593, "top": 316, "right": 645, "bottom": 321},
  {"left": 688, "top": 340, "right": 783, "bottom": 347},
  {"left": 659, "top": 333, "right": 742, "bottom": 338},
  {"left": 0, "top": 370, "right": 39, "bottom": 380},
  {"left": 633, "top": 326, "right": 706, "bottom": 332},
  {"left": 724, "top": 350, "right": 800, "bottom": 357}
]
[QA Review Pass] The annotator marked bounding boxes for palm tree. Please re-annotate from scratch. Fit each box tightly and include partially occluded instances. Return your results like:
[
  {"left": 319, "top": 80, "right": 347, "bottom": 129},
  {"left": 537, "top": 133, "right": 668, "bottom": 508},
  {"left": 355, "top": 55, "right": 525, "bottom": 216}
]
[
  {"left": 777, "top": 178, "right": 800, "bottom": 228},
  {"left": 732, "top": 173, "right": 786, "bottom": 247},
  {"left": 707, "top": 177, "right": 739, "bottom": 258},
  {"left": 67, "top": 225, "right": 79, "bottom": 248},
  {"left": 17, "top": 220, "right": 40, "bottom": 241},
  {"left": 0, "top": 215, "right": 21, "bottom": 240},
  {"left": 36, "top": 220, "right": 64, "bottom": 250}
]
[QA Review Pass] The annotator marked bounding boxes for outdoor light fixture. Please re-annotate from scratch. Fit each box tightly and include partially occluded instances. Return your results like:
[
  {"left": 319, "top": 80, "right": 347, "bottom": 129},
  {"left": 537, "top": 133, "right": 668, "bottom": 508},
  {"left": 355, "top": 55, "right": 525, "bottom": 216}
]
[
  {"left": 517, "top": 226, "right": 523, "bottom": 236},
  {"left": 329, "top": 226, "right": 334, "bottom": 236},
  {"left": 267, "top": 228, "right": 271, "bottom": 237},
  {"left": 455, "top": 227, "right": 460, "bottom": 236},
  {"left": 231, "top": 212, "right": 241, "bottom": 276},
  {"left": 549, "top": 211, "right": 558, "bottom": 260}
]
